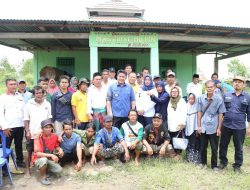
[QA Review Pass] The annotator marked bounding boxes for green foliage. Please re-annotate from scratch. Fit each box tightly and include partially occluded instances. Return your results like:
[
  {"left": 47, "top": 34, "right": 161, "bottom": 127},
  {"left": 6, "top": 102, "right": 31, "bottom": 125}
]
[
  {"left": 19, "top": 58, "right": 34, "bottom": 88},
  {"left": 228, "top": 59, "right": 248, "bottom": 77},
  {"left": 0, "top": 57, "right": 17, "bottom": 84}
]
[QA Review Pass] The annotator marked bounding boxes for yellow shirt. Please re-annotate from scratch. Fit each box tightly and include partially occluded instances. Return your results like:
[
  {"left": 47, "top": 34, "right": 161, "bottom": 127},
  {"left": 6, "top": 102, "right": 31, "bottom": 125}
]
[
  {"left": 131, "top": 83, "right": 140, "bottom": 95},
  {"left": 71, "top": 90, "right": 88, "bottom": 122}
]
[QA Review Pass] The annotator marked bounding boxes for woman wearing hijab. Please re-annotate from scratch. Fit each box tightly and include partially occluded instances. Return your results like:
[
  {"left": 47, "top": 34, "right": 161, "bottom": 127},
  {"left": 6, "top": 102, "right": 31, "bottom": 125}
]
[
  {"left": 68, "top": 76, "right": 78, "bottom": 93},
  {"left": 47, "top": 78, "right": 59, "bottom": 95},
  {"left": 136, "top": 75, "right": 157, "bottom": 127},
  {"left": 167, "top": 86, "right": 187, "bottom": 158},
  {"left": 149, "top": 81, "right": 170, "bottom": 121},
  {"left": 186, "top": 93, "right": 201, "bottom": 163}
]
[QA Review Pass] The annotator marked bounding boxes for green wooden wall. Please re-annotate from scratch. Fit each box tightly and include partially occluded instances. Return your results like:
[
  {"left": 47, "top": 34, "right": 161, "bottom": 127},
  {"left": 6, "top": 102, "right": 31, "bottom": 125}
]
[{"left": 33, "top": 50, "right": 196, "bottom": 95}]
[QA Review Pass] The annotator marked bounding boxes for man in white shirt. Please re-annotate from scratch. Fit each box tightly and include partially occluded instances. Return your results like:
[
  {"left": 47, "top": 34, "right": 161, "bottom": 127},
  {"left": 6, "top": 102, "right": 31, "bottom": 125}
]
[
  {"left": 186, "top": 74, "right": 202, "bottom": 97},
  {"left": 101, "top": 69, "right": 111, "bottom": 90},
  {"left": 109, "top": 67, "right": 117, "bottom": 85},
  {"left": 0, "top": 79, "right": 25, "bottom": 167},
  {"left": 24, "top": 85, "right": 52, "bottom": 177},
  {"left": 87, "top": 72, "right": 107, "bottom": 131},
  {"left": 165, "top": 71, "right": 183, "bottom": 97},
  {"left": 17, "top": 79, "right": 32, "bottom": 104}
]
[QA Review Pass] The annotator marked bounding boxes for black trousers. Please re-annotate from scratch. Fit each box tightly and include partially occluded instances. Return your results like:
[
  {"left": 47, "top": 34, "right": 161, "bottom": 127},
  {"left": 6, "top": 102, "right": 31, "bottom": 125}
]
[
  {"left": 6, "top": 127, "right": 24, "bottom": 163},
  {"left": 113, "top": 117, "right": 128, "bottom": 129},
  {"left": 219, "top": 126, "right": 246, "bottom": 168},
  {"left": 186, "top": 131, "right": 201, "bottom": 151},
  {"left": 200, "top": 132, "right": 219, "bottom": 168},
  {"left": 59, "top": 152, "right": 78, "bottom": 167}
]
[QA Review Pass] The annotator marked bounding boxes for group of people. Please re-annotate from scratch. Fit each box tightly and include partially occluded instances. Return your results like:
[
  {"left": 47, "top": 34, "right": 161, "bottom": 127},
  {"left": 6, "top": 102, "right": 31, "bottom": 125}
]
[{"left": 0, "top": 64, "right": 249, "bottom": 185}]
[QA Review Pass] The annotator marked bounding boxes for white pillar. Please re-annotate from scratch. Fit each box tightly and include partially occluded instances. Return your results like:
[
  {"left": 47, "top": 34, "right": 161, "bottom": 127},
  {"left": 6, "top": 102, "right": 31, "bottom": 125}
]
[
  {"left": 90, "top": 46, "right": 98, "bottom": 79},
  {"left": 150, "top": 47, "right": 159, "bottom": 76}
]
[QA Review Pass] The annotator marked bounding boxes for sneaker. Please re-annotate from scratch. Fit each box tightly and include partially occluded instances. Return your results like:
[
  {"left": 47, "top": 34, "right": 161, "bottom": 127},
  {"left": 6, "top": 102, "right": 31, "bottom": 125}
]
[
  {"left": 212, "top": 167, "right": 220, "bottom": 172},
  {"left": 233, "top": 167, "right": 242, "bottom": 174},
  {"left": 218, "top": 163, "right": 227, "bottom": 170},
  {"left": 41, "top": 178, "right": 51, "bottom": 185}
]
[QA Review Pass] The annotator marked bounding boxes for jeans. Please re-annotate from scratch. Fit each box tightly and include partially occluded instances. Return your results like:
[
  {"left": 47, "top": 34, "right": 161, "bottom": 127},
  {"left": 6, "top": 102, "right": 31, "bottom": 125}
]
[
  {"left": 6, "top": 127, "right": 24, "bottom": 163},
  {"left": 219, "top": 126, "right": 246, "bottom": 168},
  {"left": 200, "top": 132, "right": 219, "bottom": 168}
]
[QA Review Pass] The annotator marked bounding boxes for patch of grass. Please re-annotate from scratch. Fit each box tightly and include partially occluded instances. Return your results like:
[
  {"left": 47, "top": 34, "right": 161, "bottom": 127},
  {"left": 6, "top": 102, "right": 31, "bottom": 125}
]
[{"left": 77, "top": 142, "right": 250, "bottom": 190}]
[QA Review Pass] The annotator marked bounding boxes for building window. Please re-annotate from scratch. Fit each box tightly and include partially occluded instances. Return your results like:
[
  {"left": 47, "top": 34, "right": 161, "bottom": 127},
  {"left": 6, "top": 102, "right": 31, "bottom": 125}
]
[
  {"left": 159, "top": 59, "right": 176, "bottom": 78},
  {"left": 56, "top": 57, "right": 75, "bottom": 77},
  {"left": 101, "top": 59, "right": 136, "bottom": 72}
]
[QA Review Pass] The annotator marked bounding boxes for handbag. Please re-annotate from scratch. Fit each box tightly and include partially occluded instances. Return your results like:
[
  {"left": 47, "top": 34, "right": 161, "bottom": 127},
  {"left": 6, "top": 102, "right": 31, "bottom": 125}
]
[{"left": 172, "top": 130, "right": 188, "bottom": 150}]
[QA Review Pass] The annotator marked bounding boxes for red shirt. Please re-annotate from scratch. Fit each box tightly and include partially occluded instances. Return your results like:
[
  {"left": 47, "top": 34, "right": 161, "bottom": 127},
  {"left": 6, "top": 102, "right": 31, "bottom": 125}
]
[{"left": 32, "top": 133, "right": 59, "bottom": 163}]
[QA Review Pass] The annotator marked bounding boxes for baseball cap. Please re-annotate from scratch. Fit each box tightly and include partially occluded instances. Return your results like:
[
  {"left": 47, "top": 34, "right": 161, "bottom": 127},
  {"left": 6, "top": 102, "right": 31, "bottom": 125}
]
[
  {"left": 109, "top": 67, "right": 116, "bottom": 72},
  {"left": 18, "top": 79, "right": 26, "bottom": 84},
  {"left": 136, "top": 73, "right": 142, "bottom": 78},
  {"left": 41, "top": 119, "right": 54, "bottom": 128},
  {"left": 233, "top": 76, "right": 245, "bottom": 83},
  {"left": 153, "top": 75, "right": 161, "bottom": 80},
  {"left": 152, "top": 113, "right": 163, "bottom": 120},
  {"left": 103, "top": 115, "right": 113, "bottom": 122},
  {"left": 167, "top": 72, "right": 175, "bottom": 77},
  {"left": 78, "top": 78, "right": 89, "bottom": 85}
]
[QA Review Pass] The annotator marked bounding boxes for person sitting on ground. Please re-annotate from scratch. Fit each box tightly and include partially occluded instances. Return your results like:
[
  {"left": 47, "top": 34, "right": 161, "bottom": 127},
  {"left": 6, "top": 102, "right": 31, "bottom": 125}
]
[
  {"left": 73, "top": 123, "right": 96, "bottom": 164},
  {"left": 32, "top": 119, "right": 64, "bottom": 185},
  {"left": 120, "top": 109, "right": 144, "bottom": 165},
  {"left": 91, "top": 115, "right": 130, "bottom": 165},
  {"left": 59, "top": 119, "right": 82, "bottom": 171},
  {"left": 142, "top": 113, "right": 172, "bottom": 158}
]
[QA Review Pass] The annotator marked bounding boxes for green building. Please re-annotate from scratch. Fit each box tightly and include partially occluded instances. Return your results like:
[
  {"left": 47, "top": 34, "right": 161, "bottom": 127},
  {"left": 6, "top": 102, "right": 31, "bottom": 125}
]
[{"left": 1, "top": 0, "right": 250, "bottom": 93}]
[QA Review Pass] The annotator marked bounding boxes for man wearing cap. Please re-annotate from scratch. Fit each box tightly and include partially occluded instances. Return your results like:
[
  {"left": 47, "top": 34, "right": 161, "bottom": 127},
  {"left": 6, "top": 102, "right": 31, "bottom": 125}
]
[
  {"left": 107, "top": 69, "right": 136, "bottom": 129},
  {"left": 136, "top": 72, "right": 143, "bottom": 86},
  {"left": 109, "top": 67, "right": 117, "bottom": 85},
  {"left": 219, "top": 76, "right": 250, "bottom": 173},
  {"left": 33, "top": 119, "right": 63, "bottom": 185},
  {"left": 128, "top": 72, "right": 140, "bottom": 95},
  {"left": 153, "top": 75, "right": 161, "bottom": 85},
  {"left": 71, "top": 78, "right": 90, "bottom": 130},
  {"left": 17, "top": 79, "right": 32, "bottom": 104},
  {"left": 186, "top": 74, "right": 202, "bottom": 98},
  {"left": 142, "top": 113, "right": 172, "bottom": 157},
  {"left": 87, "top": 72, "right": 107, "bottom": 131},
  {"left": 165, "top": 71, "right": 183, "bottom": 97},
  {"left": 0, "top": 79, "right": 25, "bottom": 168},
  {"left": 52, "top": 75, "right": 73, "bottom": 136},
  {"left": 91, "top": 115, "right": 130, "bottom": 164},
  {"left": 24, "top": 85, "right": 52, "bottom": 177}
]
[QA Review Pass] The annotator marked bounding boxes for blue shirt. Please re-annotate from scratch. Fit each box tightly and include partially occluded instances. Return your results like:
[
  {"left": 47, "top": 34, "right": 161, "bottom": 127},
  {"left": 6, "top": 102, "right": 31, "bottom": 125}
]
[
  {"left": 223, "top": 91, "right": 250, "bottom": 130},
  {"left": 51, "top": 91, "right": 73, "bottom": 122},
  {"left": 221, "top": 82, "right": 234, "bottom": 93},
  {"left": 107, "top": 82, "right": 135, "bottom": 117},
  {"left": 198, "top": 93, "right": 226, "bottom": 134},
  {"left": 95, "top": 127, "right": 124, "bottom": 149},
  {"left": 60, "top": 132, "right": 81, "bottom": 154}
]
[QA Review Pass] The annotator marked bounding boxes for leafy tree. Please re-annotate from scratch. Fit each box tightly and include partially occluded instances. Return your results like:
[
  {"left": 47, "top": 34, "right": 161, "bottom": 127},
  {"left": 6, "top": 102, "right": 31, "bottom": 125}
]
[
  {"left": 19, "top": 58, "right": 34, "bottom": 87},
  {"left": 227, "top": 59, "right": 248, "bottom": 77},
  {"left": 0, "top": 57, "right": 17, "bottom": 83}
]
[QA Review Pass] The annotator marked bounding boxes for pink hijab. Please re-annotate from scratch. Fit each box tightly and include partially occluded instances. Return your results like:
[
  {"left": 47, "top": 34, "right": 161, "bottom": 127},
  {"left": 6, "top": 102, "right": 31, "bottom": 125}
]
[{"left": 47, "top": 78, "right": 59, "bottom": 95}]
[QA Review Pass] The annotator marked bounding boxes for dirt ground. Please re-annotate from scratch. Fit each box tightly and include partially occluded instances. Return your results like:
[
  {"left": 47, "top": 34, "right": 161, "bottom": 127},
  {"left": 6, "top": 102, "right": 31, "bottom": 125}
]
[{"left": 2, "top": 160, "right": 137, "bottom": 190}]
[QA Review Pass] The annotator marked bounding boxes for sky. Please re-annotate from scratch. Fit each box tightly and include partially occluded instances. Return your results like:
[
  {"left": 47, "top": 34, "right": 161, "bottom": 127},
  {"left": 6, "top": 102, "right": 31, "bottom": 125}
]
[{"left": 0, "top": 0, "right": 250, "bottom": 79}]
